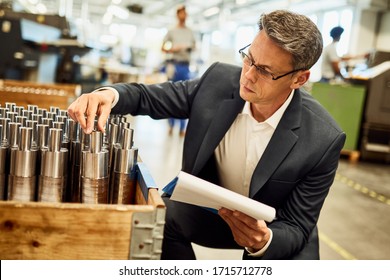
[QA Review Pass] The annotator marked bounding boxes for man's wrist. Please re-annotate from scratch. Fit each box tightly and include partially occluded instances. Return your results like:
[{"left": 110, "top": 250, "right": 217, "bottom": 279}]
[
  {"left": 245, "top": 229, "right": 273, "bottom": 257},
  {"left": 92, "top": 87, "right": 119, "bottom": 108}
]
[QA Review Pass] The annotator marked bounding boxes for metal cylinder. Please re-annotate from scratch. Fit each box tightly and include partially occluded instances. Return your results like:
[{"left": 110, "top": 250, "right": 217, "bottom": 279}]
[
  {"left": 0, "top": 118, "right": 10, "bottom": 144},
  {"left": 111, "top": 128, "right": 138, "bottom": 204},
  {"left": 14, "top": 106, "right": 24, "bottom": 116},
  {"left": 52, "top": 121, "right": 64, "bottom": 141},
  {"left": 36, "top": 124, "right": 49, "bottom": 149},
  {"left": 9, "top": 122, "right": 20, "bottom": 149},
  {"left": 68, "top": 118, "right": 79, "bottom": 143},
  {"left": 108, "top": 122, "right": 119, "bottom": 173},
  {"left": 38, "top": 128, "right": 68, "bottom": 202},
  {"left": 56, "top": 116, "right": 68, "bottom": 139},
  {"left": 0, "top": 122, "right": 10, "bottom": 200},
  {"left": 27, "top": 120, "right": 38, "bottom": 150},
  {"left": 117, "top": 120, "right": 130, "bottom": 144},
  {"left": 111, "top": 172, "right": 137, "bottom": 204},
  {"left": 81, "top": 130, "right": 90, "bottom": 151},
  {"left": 16, "top": 115, "right": 27, "bottom": 127},
  {"left": 50, "top": 106, "right": 60, "bottom": 116},
  {"left": 46, "top": 112, "right": 56, "bottom": 120},
  {"left": 27, "top": 104, "right": 38, "bottom": 114},
  {"left": 19, "top": 126, "right": 32, "bottom": 151},
  {"left": 66, "top": 119, "right": 80, "bottom": 202},
  {"left": 37, "top": 108, "right": 47, "bottom": 118},
  {"left": 70, "top": 139, "right": 81, "bottom": 202},
  {"left": 81, "top": 131, "right": 109, "bottom": 204},
  {"left": 32, "top": 114, "right": 43, "bottom": 124},
  {"left": 0, "top": 108, "right": 9, "bottom": 118},
  {"left": 81, "top": 177, "right": 109, "bottom": 204},
  {"left": 22, "top": 110, "right": 32, "bottom": 120},
  {"left": 0, "top": 125, "right": 7, "bottom": 200},
  {"left": 42, "top": 117, "right": 53, "bottom": 128},
  {"left": 6, "top": 112, "right": 18, "bottom": 122},
  {"left": 8, "top": 127, "right": 37, "bottom": 202},
  {"left": 5, "top": 102, "right": 16, "bottom": 112},
  {"left": 49, "top": 128, "right": 62, "bottom": 152},
  {"left": 59, "top": 110, "right": 67, "bottom": 117},
  {"left": 35, "top": 124, "right": 49, "bottom": 196}
]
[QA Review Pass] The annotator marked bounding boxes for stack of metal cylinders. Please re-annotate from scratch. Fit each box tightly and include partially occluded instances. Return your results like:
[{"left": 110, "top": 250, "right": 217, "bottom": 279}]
[{"left": 0, "top": 102, "right": 138, "bottom": 205}]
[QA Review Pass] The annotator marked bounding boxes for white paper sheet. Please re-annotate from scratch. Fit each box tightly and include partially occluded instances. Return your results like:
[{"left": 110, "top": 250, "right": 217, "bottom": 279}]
[{"left": 170, "top": 171, "right": 276, "bottom": 222}]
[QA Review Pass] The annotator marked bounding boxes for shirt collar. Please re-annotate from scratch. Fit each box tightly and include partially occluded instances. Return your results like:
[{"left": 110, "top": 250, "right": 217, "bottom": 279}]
[{"left": 242, "top": 89, "right": 294, "bottom": 129}]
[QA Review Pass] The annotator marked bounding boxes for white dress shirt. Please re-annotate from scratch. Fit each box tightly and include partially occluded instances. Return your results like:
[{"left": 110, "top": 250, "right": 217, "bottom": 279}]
[{"left": 215, "top": 90, "right": 294, "bottom": 256}]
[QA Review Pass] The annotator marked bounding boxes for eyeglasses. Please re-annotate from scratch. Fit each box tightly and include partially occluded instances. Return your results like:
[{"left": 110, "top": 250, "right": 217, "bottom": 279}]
[{"left": 239, "top": 44, "right": 305, "bottom": 81}]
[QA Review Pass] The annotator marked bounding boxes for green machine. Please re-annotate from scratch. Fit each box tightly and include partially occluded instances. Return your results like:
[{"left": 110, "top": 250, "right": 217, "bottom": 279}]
[{"left": 310, "top": 82, "right": 366, "bottom": 152}]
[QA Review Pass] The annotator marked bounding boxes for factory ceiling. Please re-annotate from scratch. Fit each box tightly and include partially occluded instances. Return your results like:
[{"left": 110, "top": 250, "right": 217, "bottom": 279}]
[{"left": 13, "top": 0, "right": 389, "bottom": 32}]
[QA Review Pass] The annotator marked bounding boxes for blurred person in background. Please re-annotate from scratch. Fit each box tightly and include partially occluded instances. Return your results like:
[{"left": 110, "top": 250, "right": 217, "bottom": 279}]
[
  {"left": 321, "top": 26, "right": 368, "bottom": 82},
  {"left": 162, "top": 5, "right": 196, "bottom": 136}
]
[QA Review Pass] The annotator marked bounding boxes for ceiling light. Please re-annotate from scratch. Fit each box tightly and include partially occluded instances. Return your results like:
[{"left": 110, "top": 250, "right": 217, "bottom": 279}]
[
  {"left": 108, "top": 5, "right": 129, "bottom": 20},
  {"left": 203, "top": 7, "right": 220, "bottom": 17}
]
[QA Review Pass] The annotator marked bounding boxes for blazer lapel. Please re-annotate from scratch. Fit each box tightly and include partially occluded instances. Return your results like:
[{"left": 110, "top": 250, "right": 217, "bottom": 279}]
[
  {"left": 192, "top": 96, "right": 244, "bottom": 174},
  {"left": 249, "top": 90, "right": 302, "bottom": 198}
]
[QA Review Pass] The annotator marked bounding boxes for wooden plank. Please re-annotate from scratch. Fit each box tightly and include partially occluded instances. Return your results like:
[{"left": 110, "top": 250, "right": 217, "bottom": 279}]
[
  {"left": 0, "top": 79, "right": 80, "bottom": 109},
  {"left": 0, "top": 90, "right": 69, "bottom": 110},
  {"left": 0, "top": 200, "right": 154, "bottom": 260},
  {"left": 134, "top": 181, "right": 147, "bottom": 205},
  {"left": 0, "top": 79, "right": 81, "bottom": 99}
]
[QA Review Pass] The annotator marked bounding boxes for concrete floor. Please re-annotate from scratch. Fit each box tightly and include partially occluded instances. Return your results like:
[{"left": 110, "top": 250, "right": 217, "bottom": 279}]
[{"left": 130, "top": 115, "right": 390, "bottom": 260}]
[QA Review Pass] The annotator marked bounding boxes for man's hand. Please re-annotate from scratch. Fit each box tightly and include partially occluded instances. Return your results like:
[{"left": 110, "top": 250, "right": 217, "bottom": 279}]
[
  {"left": 67, "top": 89, "right": 115, "bottom": 134},
  {"left": 219, "top": 208, "right": 270, "bottom": 252}
]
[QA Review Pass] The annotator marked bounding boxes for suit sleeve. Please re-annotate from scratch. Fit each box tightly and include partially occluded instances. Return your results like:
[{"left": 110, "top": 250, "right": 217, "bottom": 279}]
[
  {"left": 108, "top": 79, "right": 198, "bottom": 119},
  {"left": 247, "top": 131, "right": 346, "bottom": 259}
]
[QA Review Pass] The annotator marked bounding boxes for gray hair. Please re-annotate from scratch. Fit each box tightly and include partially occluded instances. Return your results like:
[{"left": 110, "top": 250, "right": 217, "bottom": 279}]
[{"left": 258, "top": 10, "right": 323, "bottom": 70}]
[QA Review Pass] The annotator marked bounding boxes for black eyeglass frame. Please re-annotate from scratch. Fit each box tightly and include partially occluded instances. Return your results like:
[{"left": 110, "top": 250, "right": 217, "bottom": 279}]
[{"left": 238, "top": 44, "right": 306, "bottom": 80}]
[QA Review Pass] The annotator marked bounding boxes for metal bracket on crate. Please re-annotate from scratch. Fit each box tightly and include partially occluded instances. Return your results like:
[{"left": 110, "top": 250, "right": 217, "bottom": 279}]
[
  {"left": 129, "top": 209, "right": 165, "bottom": 260},
  {"left": 130, "top": 162, "right": 165, "bottom": 260}
]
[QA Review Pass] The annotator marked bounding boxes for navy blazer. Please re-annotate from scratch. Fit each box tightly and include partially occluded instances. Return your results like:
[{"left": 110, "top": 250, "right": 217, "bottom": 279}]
[{"left": 111, "top": 62, "right": 346, "bottom": 259}]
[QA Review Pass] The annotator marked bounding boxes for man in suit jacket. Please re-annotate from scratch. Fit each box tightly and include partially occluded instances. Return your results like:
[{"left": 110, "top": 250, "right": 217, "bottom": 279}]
[{"left": 68, "top": 10, "right": 346, "bottom": 259}]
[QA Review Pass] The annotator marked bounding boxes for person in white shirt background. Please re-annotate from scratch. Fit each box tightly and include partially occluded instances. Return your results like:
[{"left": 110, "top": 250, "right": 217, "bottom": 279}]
[{"left": 321, "top": 26, "right": 368, "bottom": 82}]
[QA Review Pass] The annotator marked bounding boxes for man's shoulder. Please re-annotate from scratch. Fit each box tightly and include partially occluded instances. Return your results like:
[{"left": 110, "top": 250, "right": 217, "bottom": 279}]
[{"left": 204, "top": 62, "right": 241, "bottom": 76}]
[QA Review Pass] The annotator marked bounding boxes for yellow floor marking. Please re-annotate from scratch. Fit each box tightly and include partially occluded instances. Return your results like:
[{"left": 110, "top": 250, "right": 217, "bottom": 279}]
[
  {"left": 335, "top": 173, "right": 390, "bottom": 205},
  {"left": 319, "top": 231, "right": 357, "bottom": 260}
]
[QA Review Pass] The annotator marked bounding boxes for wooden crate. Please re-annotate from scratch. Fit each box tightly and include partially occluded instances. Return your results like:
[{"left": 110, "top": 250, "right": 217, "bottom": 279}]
[
  {"left": 0, "top": 163, "right": 165, "bottom": 260},
  {"left": 0, "top": 79, "right": 81, "bottom": 110}
]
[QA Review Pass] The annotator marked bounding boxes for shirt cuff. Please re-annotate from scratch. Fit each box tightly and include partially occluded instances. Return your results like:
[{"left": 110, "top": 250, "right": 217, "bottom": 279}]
[
  {"left": 245, "top": 229, "right": 273, "bottom": 257},
  {"left": 92, "top": 87, "right": 120, "bottom": 109}
]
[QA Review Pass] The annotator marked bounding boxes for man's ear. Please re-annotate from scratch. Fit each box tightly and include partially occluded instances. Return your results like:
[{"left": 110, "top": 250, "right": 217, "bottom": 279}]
[{"left": 291, "top": 70, "right": 310, "bottom": 89}]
